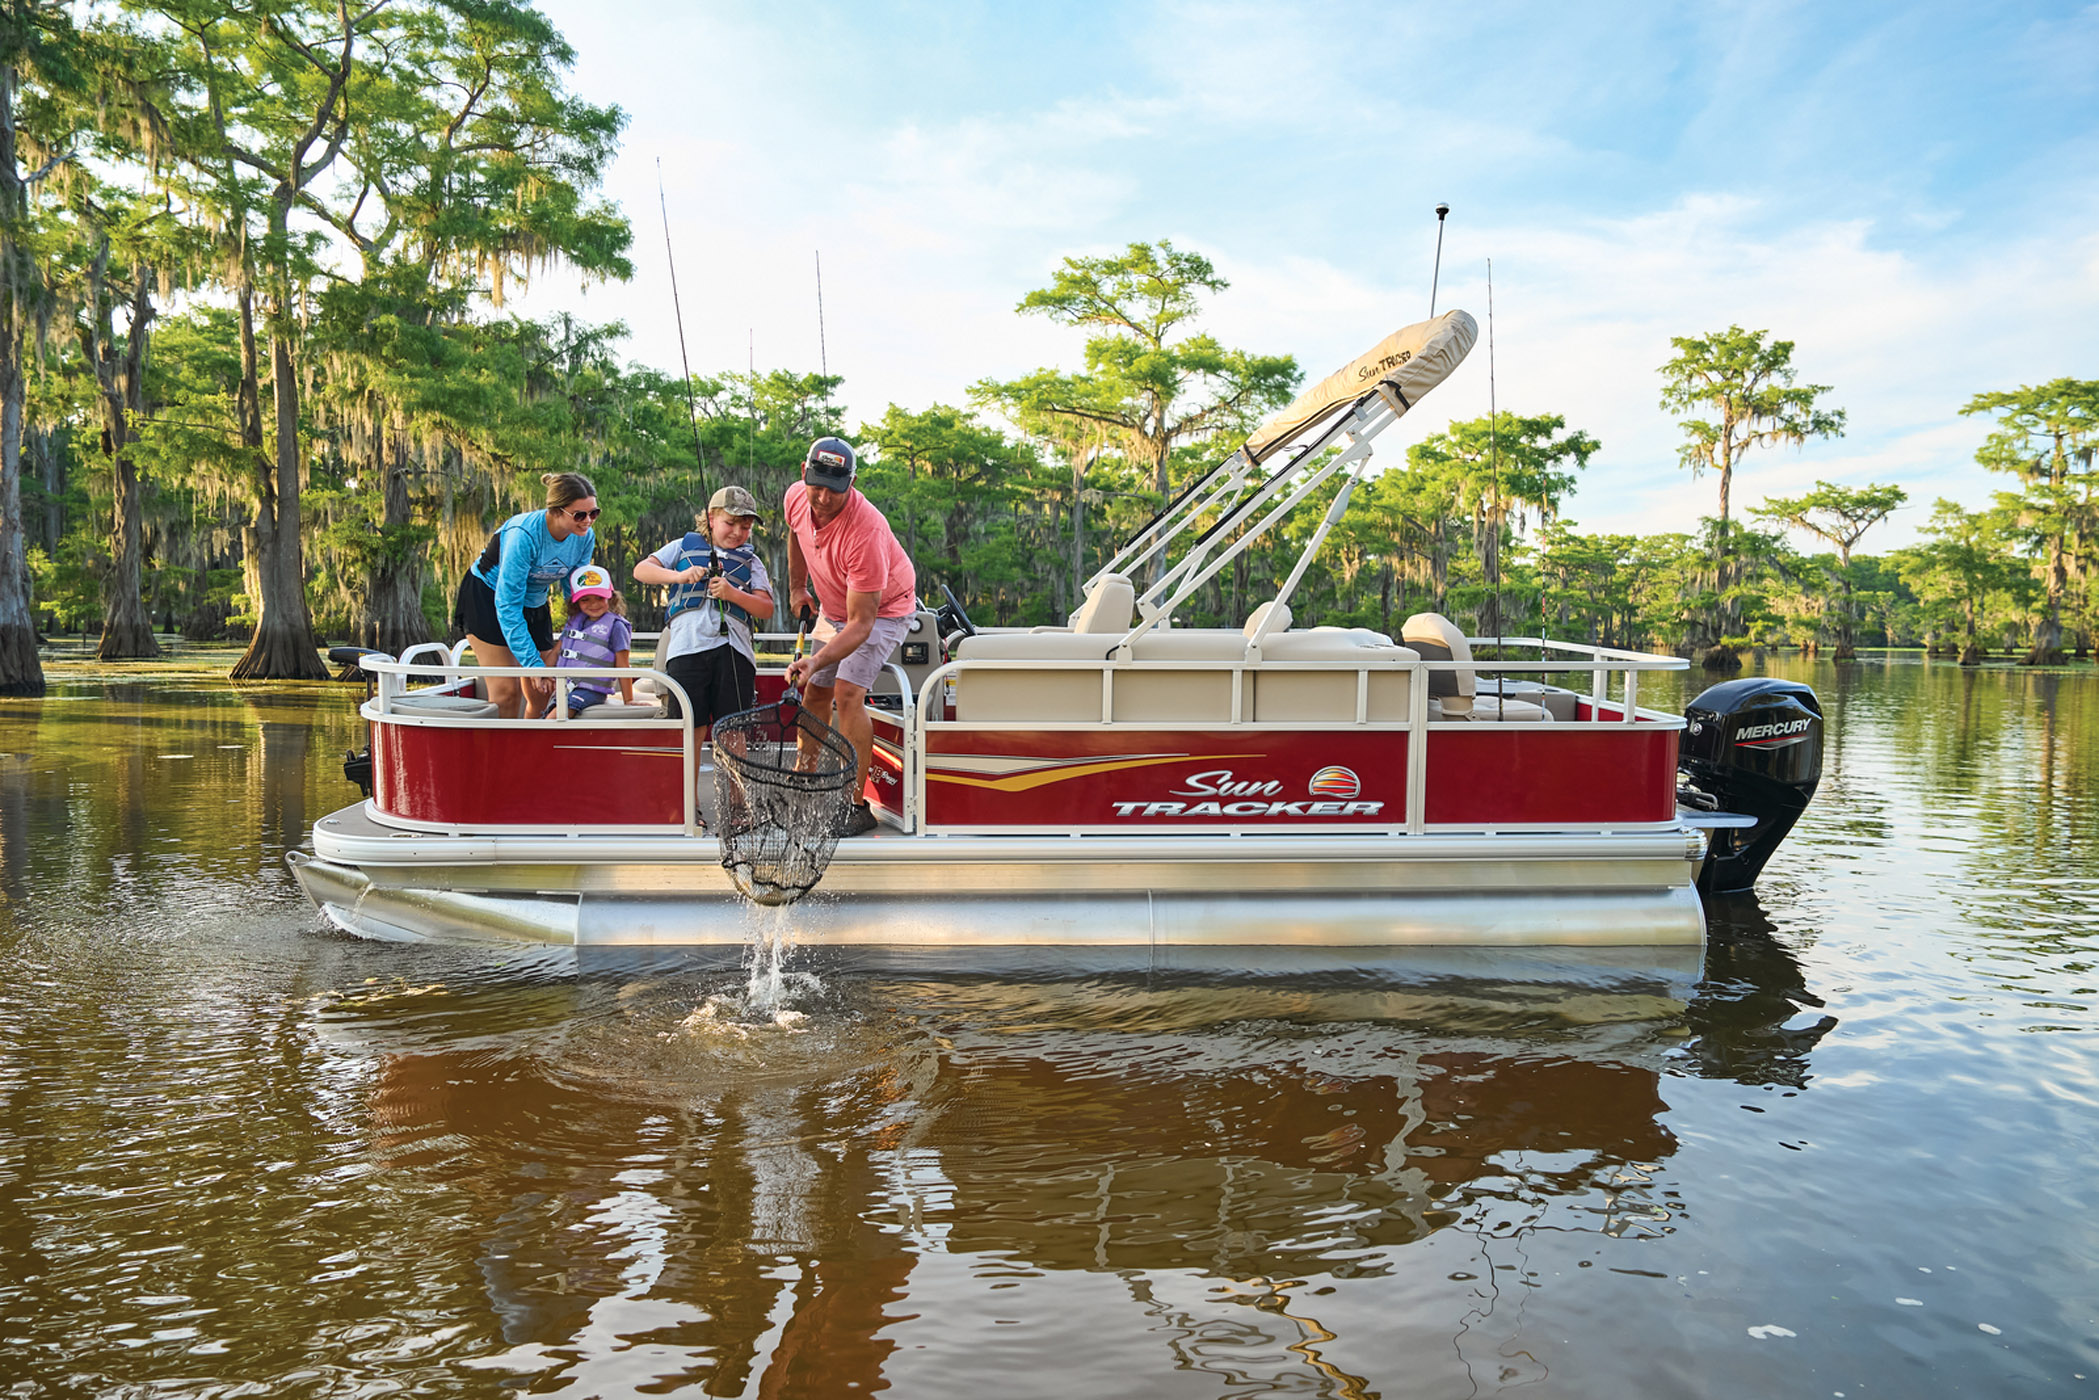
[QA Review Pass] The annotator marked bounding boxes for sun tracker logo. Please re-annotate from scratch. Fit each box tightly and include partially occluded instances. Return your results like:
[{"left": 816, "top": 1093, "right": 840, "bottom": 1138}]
[
  {"left": 1309, "top": 766, "right": 1360, "bottom": 799},
  {"left": 1108, "top": 766, "right": 1383, "bottom": 818}
]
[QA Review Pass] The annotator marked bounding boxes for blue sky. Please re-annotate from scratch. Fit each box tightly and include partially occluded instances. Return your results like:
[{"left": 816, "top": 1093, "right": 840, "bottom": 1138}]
[{"left": 523, "top": 1, "right": 2098, "bottom": 548}]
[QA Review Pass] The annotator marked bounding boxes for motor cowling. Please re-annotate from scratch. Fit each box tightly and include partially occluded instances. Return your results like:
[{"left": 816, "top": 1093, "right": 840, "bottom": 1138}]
[{"left": 1678, "top": 677, "right": 1822, "bottom": 895}]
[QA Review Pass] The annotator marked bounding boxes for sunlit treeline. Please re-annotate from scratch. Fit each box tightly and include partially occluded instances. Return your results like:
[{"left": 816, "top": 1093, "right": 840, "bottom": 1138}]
[{"left": 3, "top": 5, "right": 2091, "bottom": 692}]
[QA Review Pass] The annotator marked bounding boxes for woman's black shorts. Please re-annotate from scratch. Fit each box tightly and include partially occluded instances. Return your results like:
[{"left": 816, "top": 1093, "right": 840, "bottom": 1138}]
[{"left": 454, "top": 570, "right": 553, "bottom": 656}]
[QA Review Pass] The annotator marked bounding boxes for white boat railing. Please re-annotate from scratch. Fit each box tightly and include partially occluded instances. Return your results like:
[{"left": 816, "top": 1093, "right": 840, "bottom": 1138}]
[
  {"left": 356, "top": 652, "right": 703, "bottom": 836},
  {"left": 351, "top": 631, "right": 1689, "bottom": 841},
  {"left": 897, "top": 634, "right": 1689, "bottom": 838}
]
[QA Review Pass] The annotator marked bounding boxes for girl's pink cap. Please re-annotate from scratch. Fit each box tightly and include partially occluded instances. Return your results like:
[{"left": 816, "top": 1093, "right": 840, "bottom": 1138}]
[{"left": 569, "top": 564, "right": 615, "bottom": 601}]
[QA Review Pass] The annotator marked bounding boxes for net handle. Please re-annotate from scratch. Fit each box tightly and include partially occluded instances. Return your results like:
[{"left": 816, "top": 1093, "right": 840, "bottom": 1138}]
[{"left": 781, "top": 621, "right": 810, "bottom": 711}]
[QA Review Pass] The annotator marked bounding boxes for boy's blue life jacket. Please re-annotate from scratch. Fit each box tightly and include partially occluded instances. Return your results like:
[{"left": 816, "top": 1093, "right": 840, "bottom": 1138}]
[{"left": 663, "top": 534, "right": 759, "bottom": 635}]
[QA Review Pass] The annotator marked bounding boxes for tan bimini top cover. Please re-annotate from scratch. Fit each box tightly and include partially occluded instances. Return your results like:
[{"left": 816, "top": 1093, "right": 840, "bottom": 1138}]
[{"left": 1242, "top": 308, "right": 1479, "bottom": 464}]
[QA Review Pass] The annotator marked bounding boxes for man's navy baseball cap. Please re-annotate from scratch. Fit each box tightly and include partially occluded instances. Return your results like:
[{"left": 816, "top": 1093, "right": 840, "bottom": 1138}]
[{"left": 803, "top": 437, "right": 856, "bottom": 492}]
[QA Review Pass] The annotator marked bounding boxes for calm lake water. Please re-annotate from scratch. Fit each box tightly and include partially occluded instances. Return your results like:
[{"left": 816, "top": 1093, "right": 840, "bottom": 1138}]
[{"left": 2, "top": 651, "right": 2095, "bottom": 1398}]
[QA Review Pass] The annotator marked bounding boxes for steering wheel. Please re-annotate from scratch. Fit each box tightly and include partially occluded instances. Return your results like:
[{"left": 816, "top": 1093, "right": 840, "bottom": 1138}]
[{"left": 934, "top": 583, "right": 977, "bottom": 648}]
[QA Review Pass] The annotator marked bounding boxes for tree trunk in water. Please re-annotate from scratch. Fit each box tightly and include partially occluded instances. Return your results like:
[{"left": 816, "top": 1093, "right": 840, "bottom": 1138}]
[
  {"left": 0, "top": 355, "right": 39, "bottom": 694},
  {"left": 94, "top": 260, "right": 160, "bottom": 661},
  {"left": 1832, "top": 564, "right": 1856, "bottom": 663},
  {"left": 2024, "top": 464, "right": 2070, "bottom": 665},
  {"left": 356, "top": 437, "right": 432, "bottom": 655},
  {"left": 2023, "top": 578, "right": 2066, "bottom": 666},
  {"left": 0, "top": 58, "right": 43, "bottom": 695},
  {"left": 1700, "top": 643, "right": 1742, "bottom": 672},
  {"left": 231, "top": 321, "right": 326, "bottom": 680},
  {"left": 96, "top": 442, "right": 158, "bottom": 659}
]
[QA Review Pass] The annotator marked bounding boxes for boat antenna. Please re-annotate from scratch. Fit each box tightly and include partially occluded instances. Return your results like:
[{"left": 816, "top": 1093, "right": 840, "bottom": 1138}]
[
  {"left": 1428, "top": 202, "right": 1450, "bottom": 317},
  {"left": 815, "top": 250, "right": 828, "bottom": 377},
  {"left": 747, "top": 328, "right": 755, "bottom": 472},
  {"left": 656, "top": 158, "right": 709, "bottom": 500},
  {"left": 1487, "top": 256, "right": 1504, "bottom": 708}
]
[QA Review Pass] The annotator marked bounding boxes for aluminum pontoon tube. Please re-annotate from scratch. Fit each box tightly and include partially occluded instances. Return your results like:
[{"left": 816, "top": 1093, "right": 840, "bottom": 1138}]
[{"left": 289, "top": 852, "right": 1705, "bottom": 947}]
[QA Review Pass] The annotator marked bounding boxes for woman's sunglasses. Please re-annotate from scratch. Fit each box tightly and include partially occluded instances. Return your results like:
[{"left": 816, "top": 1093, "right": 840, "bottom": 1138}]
[{"left": 566, "top": 507, "right": 601, "bottom": 522}]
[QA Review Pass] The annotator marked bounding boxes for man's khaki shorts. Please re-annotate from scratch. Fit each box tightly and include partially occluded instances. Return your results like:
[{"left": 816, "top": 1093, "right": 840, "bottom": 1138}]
[{"left": 809, "top": 613, "right": 914, "bottom": 692}]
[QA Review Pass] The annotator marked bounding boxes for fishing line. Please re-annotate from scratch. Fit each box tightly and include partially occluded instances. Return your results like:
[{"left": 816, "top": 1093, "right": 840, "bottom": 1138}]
[{"left": 656, "top": 158, "right": 710, "bottom": 503}]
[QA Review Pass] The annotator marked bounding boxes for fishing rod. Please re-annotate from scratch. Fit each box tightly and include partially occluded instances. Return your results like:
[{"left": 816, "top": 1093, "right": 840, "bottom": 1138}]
[
  {"left": 1428, "top": 202, "right": 1450, "bottom": 318},
  {"left": 1487, "top": 255, "right": 1505, "bottom": 712},
  {"left": 657, "top": 158, "right": 709, "bottom": 502},
  {"left": 815, "top": 250, "right": 828, "bottom": 377}
]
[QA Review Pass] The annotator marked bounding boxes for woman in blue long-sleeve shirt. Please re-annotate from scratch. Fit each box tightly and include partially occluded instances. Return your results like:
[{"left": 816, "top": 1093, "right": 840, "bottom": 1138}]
[{"left": 454, "top": 472, "right": 600, "bottom": 718}]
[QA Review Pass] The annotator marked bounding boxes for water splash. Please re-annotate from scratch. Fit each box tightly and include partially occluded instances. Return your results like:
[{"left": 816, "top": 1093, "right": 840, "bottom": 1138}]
[
  {"left": 746, "top": 901, "right": 802, "bottom": 1014},
  {"left": 660, "top": 904, "right": 821, "bottom": 1039}
]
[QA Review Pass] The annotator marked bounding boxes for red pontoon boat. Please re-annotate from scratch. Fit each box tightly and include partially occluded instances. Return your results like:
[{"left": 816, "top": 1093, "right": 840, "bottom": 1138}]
[{"left": 291, "top": 312, "right": 1821, "bottom": 948}]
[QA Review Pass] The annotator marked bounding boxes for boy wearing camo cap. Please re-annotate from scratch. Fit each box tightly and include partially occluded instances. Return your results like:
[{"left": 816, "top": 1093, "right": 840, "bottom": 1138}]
[{"left": 632, "top": 485, "right": 777, "bottom": 727}]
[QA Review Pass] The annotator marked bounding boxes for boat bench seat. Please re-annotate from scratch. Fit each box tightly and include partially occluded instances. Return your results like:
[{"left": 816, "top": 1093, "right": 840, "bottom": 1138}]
[
  {"left": 1431, "top": 695, "right": 1554, "bottom": 722},
  {"left": 575, "top": 701, "right": 667, "bottom": 721},
  {"left": 391, "top": 691, "right": 500, "bottom": 719},
  {"left": 953, "top": 624, "right": 1420, "bottom": 723},
  {"left": 1478, "top": 679, "right": 1578, "bottom": 722}
]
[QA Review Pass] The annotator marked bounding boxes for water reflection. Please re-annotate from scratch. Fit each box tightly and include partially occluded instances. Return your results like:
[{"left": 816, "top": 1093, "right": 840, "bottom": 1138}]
[
  {"left": 1690, "top": 898, "right": 1837, "bottom": 1088},
  {"left": 290, "top": 941, "right": 1806, "bottom": 1396}
]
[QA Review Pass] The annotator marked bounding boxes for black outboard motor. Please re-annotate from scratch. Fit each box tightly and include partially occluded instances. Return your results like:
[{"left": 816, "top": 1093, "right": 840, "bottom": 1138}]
[{"left": 1677, "top": 678, "right": 1823, "bottom": 895}]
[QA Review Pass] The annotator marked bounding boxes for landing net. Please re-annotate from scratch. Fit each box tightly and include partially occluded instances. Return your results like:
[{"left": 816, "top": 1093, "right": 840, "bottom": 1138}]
[{"left": 711, "top": 698, "right": 856, "bottom": 906}]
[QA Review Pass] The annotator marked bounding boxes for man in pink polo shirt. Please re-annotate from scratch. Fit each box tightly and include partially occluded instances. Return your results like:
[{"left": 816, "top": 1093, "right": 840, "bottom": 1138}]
[{"left": 783, "top": 436, "right": 919, "bottom": 837}]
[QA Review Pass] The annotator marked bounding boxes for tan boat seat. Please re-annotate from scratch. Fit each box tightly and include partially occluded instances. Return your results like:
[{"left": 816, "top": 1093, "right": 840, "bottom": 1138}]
[
  {"left": 1480, "top": 678, "right": 1579, "bottom": 722},
  {"left": 1432, "top": 695, "right": 1553, "bottom": 722},
  {"left": 392, "top": 691, "right": 499, "bottom": 719},
  {"left": 952, "top": 630, "right": 1116, "bottom": 721},
  {"left": 1254, "top": 630, "right": 1419, "bottom": 721},
  {"left": 953, "top": 604, "right": 1420, "bottom": 724},
  {"left": 577, "top": 701, "right": 666, "bottom": 721},
  {"left": 1071, "top": 572, "right": 1136, "bottom": 633},
  {"left": 1402, "top": 612, "right": 1476, "bottom": 716}
]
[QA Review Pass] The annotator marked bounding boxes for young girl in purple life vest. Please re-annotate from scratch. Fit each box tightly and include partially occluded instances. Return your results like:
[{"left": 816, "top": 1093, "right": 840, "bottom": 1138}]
[{"left": 538, "top": 564, "right": 635, "bottom": 718}]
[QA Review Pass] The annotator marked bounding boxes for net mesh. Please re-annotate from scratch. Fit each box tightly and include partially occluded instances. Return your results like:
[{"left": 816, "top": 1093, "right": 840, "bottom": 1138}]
[{"left": 711, "top": 698, "right": 857, "bottom": 906}]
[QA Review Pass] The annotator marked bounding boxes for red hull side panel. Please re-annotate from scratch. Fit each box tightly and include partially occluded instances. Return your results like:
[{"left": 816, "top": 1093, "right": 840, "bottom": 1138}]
[
  {"left": 1425, "top": 726, "right": 1677, "bottom": 825},
  {"left": 920, "top": 729, "right": 1407, "bottom": 827},
  {"left": 374, "top": 721, "right": 685, "bottom": 826}
]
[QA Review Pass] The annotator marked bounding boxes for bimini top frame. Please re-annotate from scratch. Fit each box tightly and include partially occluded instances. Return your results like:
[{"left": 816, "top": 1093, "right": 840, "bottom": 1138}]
[{"left": 1086, "top": 310, "right": 1479, "bottom": 657}]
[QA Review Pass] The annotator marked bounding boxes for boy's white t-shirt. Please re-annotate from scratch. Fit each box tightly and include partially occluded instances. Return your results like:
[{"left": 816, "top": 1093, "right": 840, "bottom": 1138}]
[{"left": 649, "top": 540, "right": 771, "bottom": 664}]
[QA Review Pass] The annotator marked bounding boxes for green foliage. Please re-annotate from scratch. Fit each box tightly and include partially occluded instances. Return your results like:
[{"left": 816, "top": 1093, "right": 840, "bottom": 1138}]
[
  {"left": 974, "top": 240, "right": 1299, "bottom": 501},
  {"left": 1752, "top": 480, "right": 1908, "bottom": 653},
  {"left": 1961, "top": 379, "right": 2099, "bottom": 659},
  {"left": 857, "top": 402, "right": 1056, "bottom": 619},
  {"left": 1659, "top": 326, "right": 1848, "bottom": 514},
  {"left": 1657, "top": 326, "right": 1847, "bottom": 648},
  {"left": 1892, "top": 500, "right": 2030, "bottom": 652}
]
